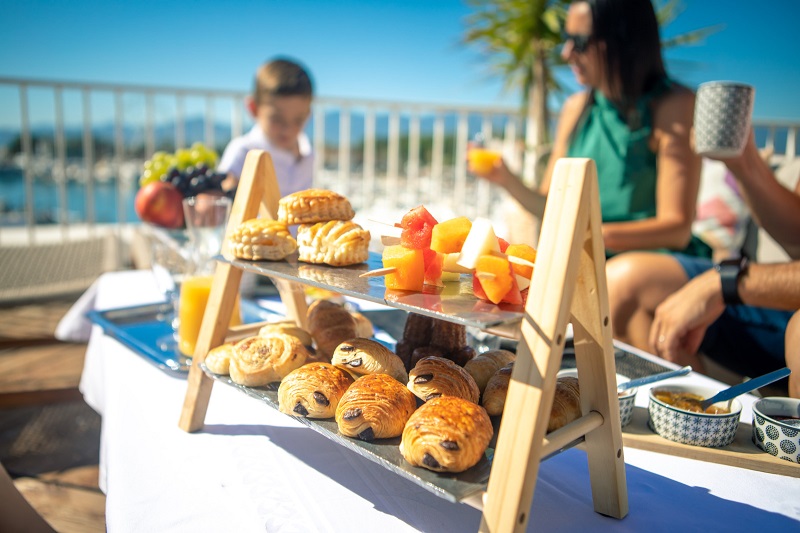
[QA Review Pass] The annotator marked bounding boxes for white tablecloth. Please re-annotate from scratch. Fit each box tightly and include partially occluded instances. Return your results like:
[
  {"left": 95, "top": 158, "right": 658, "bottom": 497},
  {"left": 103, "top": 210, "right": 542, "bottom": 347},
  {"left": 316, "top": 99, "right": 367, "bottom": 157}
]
[{"left": 66, "top": 270, "right": 800, "bottom": 532}]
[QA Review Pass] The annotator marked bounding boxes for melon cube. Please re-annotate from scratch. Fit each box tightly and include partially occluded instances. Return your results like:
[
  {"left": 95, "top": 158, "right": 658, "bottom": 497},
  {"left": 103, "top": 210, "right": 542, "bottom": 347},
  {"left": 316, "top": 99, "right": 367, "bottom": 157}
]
[
  {"left": 506, "top": 244, "right": 537, "bottom": 279},
  {"left": 382, "top": 245, "right": 425, "bottom": 292},
  {"left": 430, "top": 216, "right": 472, "bottom": 254},
  {"left": 474, "top": 254, "right": 514, "bottom": 304},
  {"left": 456, "top": 218, "right": 500, "bottom": 270}
]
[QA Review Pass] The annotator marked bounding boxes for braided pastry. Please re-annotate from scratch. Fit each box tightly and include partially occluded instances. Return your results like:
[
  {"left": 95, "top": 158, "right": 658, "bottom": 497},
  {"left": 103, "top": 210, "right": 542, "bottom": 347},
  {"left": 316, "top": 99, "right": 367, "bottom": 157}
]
[
  {"left": 331, "top": 338, "right": 408, "bottom": 383},
  {"left": 407, "top": 356, "right": 480, "bottom": 404},
  {"left": 278, "top": 362, "right": 354, "bottom": 418},
  {"left": 335, "top": 373, "right": 417, "bottom": 441},
  {"left": 297, "top": 220, "right": 370, "bottom": 266}
]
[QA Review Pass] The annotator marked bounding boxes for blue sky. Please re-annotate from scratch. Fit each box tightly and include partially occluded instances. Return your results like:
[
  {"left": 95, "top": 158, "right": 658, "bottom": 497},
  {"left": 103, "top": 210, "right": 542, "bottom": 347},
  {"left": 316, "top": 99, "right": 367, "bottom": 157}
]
[{"left": 1, "top": 0, "right": 799, "bottom": 128}]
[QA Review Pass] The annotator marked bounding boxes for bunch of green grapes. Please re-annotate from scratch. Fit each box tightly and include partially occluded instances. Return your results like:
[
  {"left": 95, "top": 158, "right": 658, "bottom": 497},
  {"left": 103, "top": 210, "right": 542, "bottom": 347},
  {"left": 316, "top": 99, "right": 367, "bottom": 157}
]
[{"left": 139, "top": 142, "right": 220, "bottom": 188}]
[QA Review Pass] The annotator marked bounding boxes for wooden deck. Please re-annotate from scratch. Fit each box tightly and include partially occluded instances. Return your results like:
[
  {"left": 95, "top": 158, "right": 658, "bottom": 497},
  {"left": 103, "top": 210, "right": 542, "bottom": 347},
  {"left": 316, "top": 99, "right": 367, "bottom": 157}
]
[{"left": 0, "top": 297, "right": 106, "bottom": 532}]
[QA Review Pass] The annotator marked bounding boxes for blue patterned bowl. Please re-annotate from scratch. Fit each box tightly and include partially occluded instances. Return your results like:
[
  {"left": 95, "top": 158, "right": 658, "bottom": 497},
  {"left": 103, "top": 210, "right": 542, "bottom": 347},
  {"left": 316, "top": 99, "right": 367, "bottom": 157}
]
[
  {"left": 752, "top": 397, "right": 800, "bottom": 464},
  {"left": 649, "top": 385, "right": 742, "bottom": 448},
  {"left": 557, "top": 369, "right": 637, "bottom": 427}
]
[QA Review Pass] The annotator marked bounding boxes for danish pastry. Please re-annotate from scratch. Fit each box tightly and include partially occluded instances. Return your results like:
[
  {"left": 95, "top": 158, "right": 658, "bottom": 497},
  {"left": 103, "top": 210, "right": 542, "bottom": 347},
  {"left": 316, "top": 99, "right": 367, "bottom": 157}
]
[
  {"left": 297, "top": 220, "right": 370, "bottom": 266},
  {"left": 228, "top": 333, "right": 310, "bottom": 387},
  {"left": 204, "top": 342, "right": 234, "bottom": 375},
  {"left": 258, "top": 320, "right": 313, "bottom": 347},
  {"left": 400, "top": 396, "right": 493, "bottom": 473},
  {"left": 306, "top": 300, "right": 358, "bottom": 362},
  {"left": 331, "top": 338, "right": 408, "bottom": 383},
  {"left": 278, "top": 362, "right": 354, "bottom": 418},
  {"left": 229, "top": 218, "right": 297, "bottom": 261},
  {"left": 335, "top": 373, "right": 417, "bottom": 441},
  {"left": 464, "top": 349, "right": 517, "bottom": 393},
  {"left": 278, "top": 189, "right": 355, "bottom": 225},
  {"left": 407, "top": 356, "right": 480, "bottom": 404}
]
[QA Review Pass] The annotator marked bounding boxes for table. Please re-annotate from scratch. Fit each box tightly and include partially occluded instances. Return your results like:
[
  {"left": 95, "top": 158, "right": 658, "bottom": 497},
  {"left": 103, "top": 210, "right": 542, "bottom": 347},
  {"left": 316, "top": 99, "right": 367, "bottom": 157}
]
[{"left": 64, "top": 270, "right": 800, "bottom": 532}]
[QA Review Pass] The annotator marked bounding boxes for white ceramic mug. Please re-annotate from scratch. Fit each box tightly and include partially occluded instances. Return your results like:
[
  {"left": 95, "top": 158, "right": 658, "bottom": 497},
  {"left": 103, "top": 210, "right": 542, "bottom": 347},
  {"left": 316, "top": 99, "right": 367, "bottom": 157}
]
[{"left": 694, "top": 81, "right": 755, "bottom": 158}]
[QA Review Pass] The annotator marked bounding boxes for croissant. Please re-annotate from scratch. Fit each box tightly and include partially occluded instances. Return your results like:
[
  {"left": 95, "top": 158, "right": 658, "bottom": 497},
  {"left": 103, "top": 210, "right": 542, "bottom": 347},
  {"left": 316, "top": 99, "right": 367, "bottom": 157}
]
[
  {"left": 482, "top": 362, "right": 514, "bottom": 416},
  {"left": 400, "top": 396, "right": 493, "bottom": 473},
  {"left": 407, "top": 356, "right": 480, "bottom": 404},
  {"left": 306, "top": 300, "right": 358, "bottom": 361},
  {"left": 258, "top": 320, "right": 313, "bottom": 347},
  {"left": 204, "top": 342, "right": 234, "bottom": 375},
  {"left": 331, "top": 338, "right": 408, "bottom": 383},
  {"left": 335, "top": 373, "right": 417, "bottom": 441},
  {"left": 229, "top": 333, "right": 310, "bottom": 387},
  {"left": 350, "top": 311, "right": 374, "bottom": 338},
  {"left": 278, "top": 362, "right": 354, "bottom": 418},
  {"left": 465, "top": 349, "right": 517, "bottom": 393}
]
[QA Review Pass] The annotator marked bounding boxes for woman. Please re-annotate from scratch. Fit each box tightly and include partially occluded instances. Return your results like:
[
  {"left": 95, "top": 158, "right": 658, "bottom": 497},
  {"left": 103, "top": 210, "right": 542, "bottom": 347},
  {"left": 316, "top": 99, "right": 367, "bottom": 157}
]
[{"left": 470, "top": 0, "right": 710, "bottom": 258}]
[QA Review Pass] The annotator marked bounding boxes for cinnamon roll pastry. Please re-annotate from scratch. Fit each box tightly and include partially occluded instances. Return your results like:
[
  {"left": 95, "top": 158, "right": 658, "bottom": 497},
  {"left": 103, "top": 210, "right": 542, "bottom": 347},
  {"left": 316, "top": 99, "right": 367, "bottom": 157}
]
[
  {"left": 228, "top": 333, "right": 310, "bottom": 387},
  {"left": 229, "top": 218, "right": 297, "bottom": 261},
  {"left": 306, "top": 300, "right": 358, "bottom": 362},
  {"left": 335, "top": 373, "right": 417, "bottom": 441},
  {"left": 400, "top": 396, "right": 493, "bottom": 473},
  {"left": 464, "top": 349, "right": 517, "bottom": 393},
  {"left": 278, "top": 189, "right": 355, "bottom": 225},
  {"left": 482, "top": 362, "right": 514, "bottom": 416},
  {"left": 258, "top": 320, "right": 313, "bottom": 347},
  {"left": 204, "top": 342, "right": 234, "bottom": 375},
  {"left": 278, "top": 362, "right": 354, "bottom": 418},
  {"left": 297, "top": 220, "right": 370, "bottom": 266},
  {"left": 331, "top": 338, "right": 408, "bottom": 383},
  {"left": 407, "top": 356, "right": 480, "bottom": 404}
]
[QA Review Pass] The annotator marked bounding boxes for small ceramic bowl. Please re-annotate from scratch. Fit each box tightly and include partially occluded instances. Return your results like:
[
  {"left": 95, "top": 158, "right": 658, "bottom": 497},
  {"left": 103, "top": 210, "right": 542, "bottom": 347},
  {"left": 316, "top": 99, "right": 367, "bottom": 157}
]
[
  {"left": 649, "top": 384, "right": 742, "bottom": 447},
  {"left": 752, "top": 397, "right": 800, "bottom": 464},
  {"left": 556, "top": 369, "right": 637, "bottom": 427}
]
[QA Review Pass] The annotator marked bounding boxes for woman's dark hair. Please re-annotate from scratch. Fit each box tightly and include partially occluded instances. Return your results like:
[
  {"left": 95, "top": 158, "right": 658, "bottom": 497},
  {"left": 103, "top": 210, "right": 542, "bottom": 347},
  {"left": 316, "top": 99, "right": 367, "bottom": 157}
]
[{"left": 585, "top": 0, "right": 667, "bottom": 113}]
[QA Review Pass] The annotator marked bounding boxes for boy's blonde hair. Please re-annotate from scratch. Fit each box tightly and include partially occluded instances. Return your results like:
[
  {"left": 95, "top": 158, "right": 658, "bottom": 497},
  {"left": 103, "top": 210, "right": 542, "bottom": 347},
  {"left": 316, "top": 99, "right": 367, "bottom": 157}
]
[{"left": 253, "top": 58, "right": 313, "bottom": 105}]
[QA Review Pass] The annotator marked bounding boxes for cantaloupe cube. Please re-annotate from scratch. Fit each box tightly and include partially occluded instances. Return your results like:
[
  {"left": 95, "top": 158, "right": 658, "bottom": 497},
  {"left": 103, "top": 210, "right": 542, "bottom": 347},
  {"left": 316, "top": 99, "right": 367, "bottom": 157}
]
[
  {"left": 430, "top": 216, "right": 472, "bottom": 254},
  {"left": 474, "top": 254, "right": 514, "bottom": 304},
  {"left": 506, "top": 244, "right": 537, "bottom": 279},
  {"left": 382, "top": 245, "right": 425, "bottom": 292}
]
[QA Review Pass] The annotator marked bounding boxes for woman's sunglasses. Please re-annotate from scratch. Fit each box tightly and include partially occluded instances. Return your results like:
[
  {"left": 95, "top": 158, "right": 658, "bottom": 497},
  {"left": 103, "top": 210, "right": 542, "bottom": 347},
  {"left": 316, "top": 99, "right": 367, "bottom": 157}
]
[{"left": 563, "top": 33, "right": 593, "bottom": 54}]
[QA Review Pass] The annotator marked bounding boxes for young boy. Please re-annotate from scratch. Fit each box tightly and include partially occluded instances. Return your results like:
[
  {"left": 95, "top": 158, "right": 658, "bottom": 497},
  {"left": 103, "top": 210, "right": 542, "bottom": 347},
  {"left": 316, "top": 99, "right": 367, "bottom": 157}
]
[{"left": 218, "top": 57, "right": 314, "bottom": 197}]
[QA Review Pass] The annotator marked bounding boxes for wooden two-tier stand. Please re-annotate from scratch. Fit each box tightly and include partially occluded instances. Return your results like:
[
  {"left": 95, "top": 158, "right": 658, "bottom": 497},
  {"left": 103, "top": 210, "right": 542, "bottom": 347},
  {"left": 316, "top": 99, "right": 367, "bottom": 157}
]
[{"left": 179, "top": 150, "right": 628, "bottom": 532}]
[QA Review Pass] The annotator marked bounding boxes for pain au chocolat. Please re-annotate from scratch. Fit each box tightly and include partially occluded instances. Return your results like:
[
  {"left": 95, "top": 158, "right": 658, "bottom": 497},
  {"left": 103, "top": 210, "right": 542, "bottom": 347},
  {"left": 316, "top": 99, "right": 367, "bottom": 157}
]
[
  {"left": 464, "top": 349, "right": 516, "bottom": 394},
  {"left": 335, "top": 373, "right": 417, "bottom": 441},
  {"left": 278, "top": 362, "right": 354, "bottom": 419},
  {"left": 407, "top": 356, "right": 480, "bottom": 404},
  {"left": 400, "top": 396, "right": 493, "bottom": 473},
  {"left": 331, "top": 338, "right": 408, "bottom": 383}
]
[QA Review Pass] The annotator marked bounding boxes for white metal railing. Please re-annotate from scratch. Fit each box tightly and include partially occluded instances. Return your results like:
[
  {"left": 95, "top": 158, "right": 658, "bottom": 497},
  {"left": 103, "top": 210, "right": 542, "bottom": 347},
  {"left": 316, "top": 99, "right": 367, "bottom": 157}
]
[{"left": 1, "top": 76, "right": 798, "bottom": 254}]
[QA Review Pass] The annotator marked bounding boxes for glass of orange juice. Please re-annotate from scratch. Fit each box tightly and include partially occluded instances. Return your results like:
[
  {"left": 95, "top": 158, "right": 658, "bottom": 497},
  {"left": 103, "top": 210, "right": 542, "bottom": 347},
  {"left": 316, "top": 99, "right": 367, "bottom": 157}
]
[
  {"left": 178, "top": 275, "right": 242, "bottom": 357},
  {"left": 467, "top": 134, "right": 501, "bottom": 174}
]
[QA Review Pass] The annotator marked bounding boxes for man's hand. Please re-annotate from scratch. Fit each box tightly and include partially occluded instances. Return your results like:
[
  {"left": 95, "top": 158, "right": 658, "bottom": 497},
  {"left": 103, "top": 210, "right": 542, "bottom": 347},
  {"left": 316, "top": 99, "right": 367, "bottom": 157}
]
[{"left": 649, "top": 268, "right": 726, "bottom": 365}]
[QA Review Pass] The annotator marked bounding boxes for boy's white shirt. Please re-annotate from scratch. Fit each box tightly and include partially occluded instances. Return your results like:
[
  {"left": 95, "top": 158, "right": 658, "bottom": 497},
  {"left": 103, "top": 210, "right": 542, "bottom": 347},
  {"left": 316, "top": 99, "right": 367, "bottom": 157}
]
[{"left": 217, "top": 125, "right": 314, "bottom": 197}]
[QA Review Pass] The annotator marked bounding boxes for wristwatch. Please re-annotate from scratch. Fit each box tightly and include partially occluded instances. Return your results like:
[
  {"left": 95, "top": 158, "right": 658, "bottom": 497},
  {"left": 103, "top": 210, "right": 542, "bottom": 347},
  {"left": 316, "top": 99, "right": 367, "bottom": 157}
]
[{"left": 715, "top": 256, "right": 749, "bottom": 305}]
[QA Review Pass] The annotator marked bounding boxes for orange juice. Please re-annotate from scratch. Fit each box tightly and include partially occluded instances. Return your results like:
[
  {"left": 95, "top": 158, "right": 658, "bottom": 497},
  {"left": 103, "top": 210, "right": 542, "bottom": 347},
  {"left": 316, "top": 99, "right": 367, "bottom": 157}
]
[
  {"left": 467, "top": 147, "right": 501, "bottom": 174},
  {"left": 178, "top": 275, "right": 241, "bottom": 357}
]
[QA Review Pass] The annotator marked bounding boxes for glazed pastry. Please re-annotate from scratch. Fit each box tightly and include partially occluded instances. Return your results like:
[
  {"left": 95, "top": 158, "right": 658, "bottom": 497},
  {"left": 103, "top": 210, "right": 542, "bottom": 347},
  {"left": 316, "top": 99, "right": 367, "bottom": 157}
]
[
  {"left": 465, "top": 349, "right": 517, "bottom": 393},
  {"left": 297, "top": 220, "right": 370, "bottom": 266},
  {"left": 350, "top": 311, "right": 374, "bottom": 339},
  {"left": 548, "top": 376, "right": 582, "bottom": 432},
  {"left": 407, "top": 356, "right": 480, "bottom": 404},
  {"left": 331, "top": 338, "right": 408, "bottom": 383},
  {"left": 400, "top": 396, "right": 493, "bottom": 473},
  {"left": 258, "top": 320, "right": 313, "bottom": 347},
  {"left": 229, "top": 218, "right": 297, "bottom": 261},
  {"left": 278, "top": 189, "right": 355, "bottom": 225},
  {"left": 228, "top": 333, "right": 310, "bottom": 387},
  {"left": 306, "top": 300, "right": 358, "bottom": 361},
  {"left": 204, "top": 342, "right": 234, "bottom": 375},
  {"left": 482, "top": 362, "right": 514, "bottom": 416},
  {"left": 335, "top": 373, "right": 417, "bottom": 441},
  {"left": 278, "top": 362, "right": 354, "bottom": 418}
]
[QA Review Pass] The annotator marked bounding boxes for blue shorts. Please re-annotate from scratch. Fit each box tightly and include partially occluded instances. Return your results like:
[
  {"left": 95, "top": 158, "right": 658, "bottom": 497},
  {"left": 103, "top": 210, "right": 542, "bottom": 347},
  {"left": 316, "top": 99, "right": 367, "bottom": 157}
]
[{"left": 673, "top": 254, "right": 792, "bottom": 377}]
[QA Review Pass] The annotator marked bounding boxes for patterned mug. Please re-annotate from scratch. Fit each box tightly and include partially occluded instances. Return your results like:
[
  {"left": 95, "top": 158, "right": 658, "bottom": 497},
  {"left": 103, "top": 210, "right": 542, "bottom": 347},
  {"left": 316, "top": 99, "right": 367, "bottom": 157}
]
[{"left": 694, "top": 81, "right": 755, "bottom": 158}]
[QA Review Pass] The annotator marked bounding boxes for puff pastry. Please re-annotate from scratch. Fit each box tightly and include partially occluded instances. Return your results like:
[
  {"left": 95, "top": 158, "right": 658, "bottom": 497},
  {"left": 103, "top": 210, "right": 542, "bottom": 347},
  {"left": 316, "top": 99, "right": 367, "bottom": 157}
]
[
  {"left": 204, "top": 342, "right": 234, "bottom": 375},
  {"left": 278, "top": 362, "right": 354, "bottom": 418},
  {"left": 306, "top": 300, "right": 358, "bottom": 361},
  {"left": 278, "top": 189, "right": 355, "bottom": 225},
  {"left": 407, "top": 356, "right": 480, "bottom": 404},
  {"left": 335, "top": 373, "right": 417, "bottom": 441},
  {"left": 465, "top": 349, "right": 517, "bottom": 393},
  {"left": 229, "top": 218, "right": 297, "bottom": 261},
  {"left": 482, "top": 362, "right": 514, "bottom": 416},
  {"left": 331, "top": 338, "right": 408, "bottom": 383},
  {"left": 400, "top": 396, "right": 493, "bottom": 473},
  {"left": 229, "top": 333, "right": 310, "bottom": 387},
  {"left": 258, "top": 320, "right": 313, "bottom": 347},
  {"left": 297, "top": 220, "right": 370, "bottom": 266}
]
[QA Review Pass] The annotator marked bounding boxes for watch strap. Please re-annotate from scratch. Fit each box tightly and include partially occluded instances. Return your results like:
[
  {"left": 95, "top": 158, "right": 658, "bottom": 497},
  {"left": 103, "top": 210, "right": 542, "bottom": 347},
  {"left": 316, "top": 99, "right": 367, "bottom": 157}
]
[{"left": 715, "top": 257, "right": 748, "bottom": 305}]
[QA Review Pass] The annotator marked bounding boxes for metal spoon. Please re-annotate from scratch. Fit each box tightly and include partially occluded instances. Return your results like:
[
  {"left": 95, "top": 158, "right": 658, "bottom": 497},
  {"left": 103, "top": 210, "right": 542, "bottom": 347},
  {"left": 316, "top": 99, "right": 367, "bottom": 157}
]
[
  {"left": 616, "top": 366, "right": 692, "bottom": 391},
  {"left": 700, "top": 367, "right": 792, "bottom": 411}
]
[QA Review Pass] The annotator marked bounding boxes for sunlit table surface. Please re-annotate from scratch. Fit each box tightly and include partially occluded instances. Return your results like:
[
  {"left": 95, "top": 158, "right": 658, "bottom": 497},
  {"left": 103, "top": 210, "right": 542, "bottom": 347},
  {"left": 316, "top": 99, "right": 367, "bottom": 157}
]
[{"left": 63, "top": 270, "right": 800, "bottom": 532}]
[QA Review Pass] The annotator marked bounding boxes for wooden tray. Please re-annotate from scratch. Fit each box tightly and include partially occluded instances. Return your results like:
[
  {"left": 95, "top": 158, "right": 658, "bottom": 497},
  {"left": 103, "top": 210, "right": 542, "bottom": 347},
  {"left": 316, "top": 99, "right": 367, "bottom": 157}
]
[{"left": 621, "top": 406, "right": 800, "bottom": 478}]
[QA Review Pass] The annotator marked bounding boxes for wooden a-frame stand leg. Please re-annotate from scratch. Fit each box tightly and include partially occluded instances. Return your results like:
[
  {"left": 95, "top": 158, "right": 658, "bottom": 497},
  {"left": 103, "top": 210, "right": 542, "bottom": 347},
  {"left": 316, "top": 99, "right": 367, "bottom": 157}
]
[
  {"left": 480, "top": 158, "right": 628, "bottom": 531},
  {"left": 179, "top": 150, "right": 308, "bottom": 432}
]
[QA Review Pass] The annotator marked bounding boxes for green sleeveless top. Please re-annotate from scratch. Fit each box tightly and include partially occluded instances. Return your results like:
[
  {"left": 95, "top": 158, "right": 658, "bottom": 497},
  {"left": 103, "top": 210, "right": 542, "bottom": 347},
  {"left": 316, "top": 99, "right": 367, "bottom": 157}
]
[{"left": 566, "top": 81, "right": 711, "bottom": 258}]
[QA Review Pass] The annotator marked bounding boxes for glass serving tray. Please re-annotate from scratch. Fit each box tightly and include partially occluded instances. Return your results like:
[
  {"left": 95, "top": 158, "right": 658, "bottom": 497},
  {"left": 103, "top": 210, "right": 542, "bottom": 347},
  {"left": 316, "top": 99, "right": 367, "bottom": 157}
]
[{"left": 223, "top": 251, "right": 525, "bottom": 332}]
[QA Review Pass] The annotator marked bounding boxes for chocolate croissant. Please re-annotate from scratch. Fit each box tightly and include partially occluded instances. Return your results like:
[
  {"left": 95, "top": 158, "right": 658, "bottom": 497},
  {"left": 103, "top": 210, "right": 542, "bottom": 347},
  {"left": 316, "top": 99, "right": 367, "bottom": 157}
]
[
  {"left": 400, "top": 396, "right": 493, "bottom": 473},
  {"left": 306, "top": 300, "right": 358, "bottom": 362},
  {"left": 229, "top": 333, "right": 310, "bottom": 387},
  {"left": 464, "top": 349, "right": 517, "bottom": 393},
  {"left": 335, "top": 373, "right": 417, "bottom": 441},
  {"left": 482, "top": 362, "right": 514, "bottom": 416},
  {"left": 278, "top": 362, "right": 354, "bottom": 418},
  {"left": 407, "top": 356, "right": 480, "bottom": 404},
  {"left": 331, "top": 338, "right": 408, "bottom": 383}
]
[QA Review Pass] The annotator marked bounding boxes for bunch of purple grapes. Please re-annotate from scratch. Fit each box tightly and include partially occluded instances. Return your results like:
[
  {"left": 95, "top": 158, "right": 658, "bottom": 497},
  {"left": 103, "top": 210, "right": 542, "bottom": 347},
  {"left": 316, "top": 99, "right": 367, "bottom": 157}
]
[{"left": 164, "top": 165, "right": 228, "bottom": 197}]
